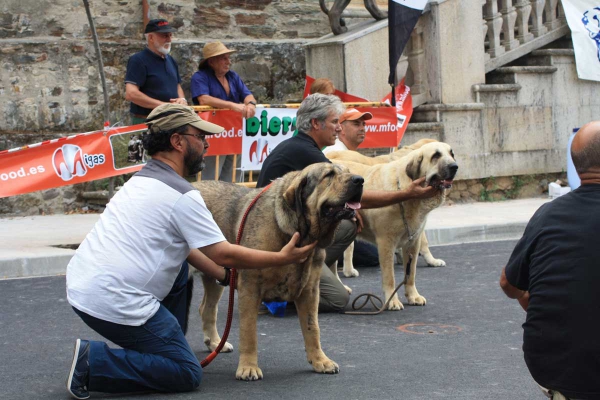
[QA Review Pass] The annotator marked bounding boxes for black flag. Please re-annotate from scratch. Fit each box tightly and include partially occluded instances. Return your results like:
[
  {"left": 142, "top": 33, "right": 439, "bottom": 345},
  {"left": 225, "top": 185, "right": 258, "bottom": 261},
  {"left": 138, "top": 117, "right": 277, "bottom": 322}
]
[{"left": 388, "top": 0, "right": 427, "bottom": 105}]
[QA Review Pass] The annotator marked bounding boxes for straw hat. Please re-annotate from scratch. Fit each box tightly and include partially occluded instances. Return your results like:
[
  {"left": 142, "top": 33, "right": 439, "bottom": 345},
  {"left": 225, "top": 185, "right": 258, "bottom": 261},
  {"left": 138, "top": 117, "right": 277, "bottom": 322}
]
[{"left": 198, "top": 41, "right": 236, "bottom": 69}]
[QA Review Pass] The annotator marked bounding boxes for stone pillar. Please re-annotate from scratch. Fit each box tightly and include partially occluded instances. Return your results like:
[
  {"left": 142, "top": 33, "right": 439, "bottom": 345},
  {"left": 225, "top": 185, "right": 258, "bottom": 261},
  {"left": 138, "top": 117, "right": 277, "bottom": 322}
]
[{"left": 426, "top": 0, "right": 486, "bottom": 103}]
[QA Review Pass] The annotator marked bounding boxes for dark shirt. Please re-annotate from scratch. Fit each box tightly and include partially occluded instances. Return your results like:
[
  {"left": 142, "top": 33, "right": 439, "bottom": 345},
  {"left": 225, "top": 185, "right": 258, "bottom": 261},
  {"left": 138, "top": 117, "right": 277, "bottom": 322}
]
[
  {"left": 256, "top": 132, "right": 330, "bottom": 188},
  {"left": 505, "top": 184, "right": 600, "bottom": 400},
  {"left": 125, "top": 48, "right": 182, "bottom": 116},
  {"left": 190, "top": 67, "right": 252, "bottom": 105}
]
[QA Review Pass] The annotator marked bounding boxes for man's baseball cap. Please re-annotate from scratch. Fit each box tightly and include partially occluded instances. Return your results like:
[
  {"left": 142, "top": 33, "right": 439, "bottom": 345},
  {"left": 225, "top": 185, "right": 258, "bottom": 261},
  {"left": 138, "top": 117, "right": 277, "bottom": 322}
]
[
  {"left": 340, "top": 108, "right": 373, "bottom": 123},
  {"left": 144, "top": 19, "right": 177, "bottom": 34},
  {"left": 146, "top": 104, "right": 224, "bottom": 135}
]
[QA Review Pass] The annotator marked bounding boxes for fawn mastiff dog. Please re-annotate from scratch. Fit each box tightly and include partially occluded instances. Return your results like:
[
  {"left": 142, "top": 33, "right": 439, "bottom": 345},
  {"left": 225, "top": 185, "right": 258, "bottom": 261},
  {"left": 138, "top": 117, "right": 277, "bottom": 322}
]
[
  {"left": 331, "top": 142, "right": 458, "bottom": 310},
  {"left": 326, "top": 138, "right": 445, "bottom": 269},
  {"left": 325, "top": 138, "right": 438, "bottom": 166},
  {"left": 192, "top": 163, "right": 363, "bottom": 380}
]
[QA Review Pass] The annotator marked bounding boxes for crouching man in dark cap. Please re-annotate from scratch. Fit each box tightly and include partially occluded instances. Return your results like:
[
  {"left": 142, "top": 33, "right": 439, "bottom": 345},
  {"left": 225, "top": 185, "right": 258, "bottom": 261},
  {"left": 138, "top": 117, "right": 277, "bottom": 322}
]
[{"left": 65, "top": 104, "right": 316, "bottom": 399}]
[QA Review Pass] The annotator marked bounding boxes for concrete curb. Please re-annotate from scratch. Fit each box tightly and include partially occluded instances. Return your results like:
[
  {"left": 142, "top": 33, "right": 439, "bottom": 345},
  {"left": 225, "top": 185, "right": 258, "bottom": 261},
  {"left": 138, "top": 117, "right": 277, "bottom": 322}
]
[
  {"left": 1, "top": 197, "right": 549, "bottom": 280},
  {"left": 0, "top": 254, "right": 75, "bottom": 280},
  {"left": 0, "top": 222, "right": 528, "bottom": 280},
  {"left": 424, "top": 223, "right": 526, "bottom": 247}
]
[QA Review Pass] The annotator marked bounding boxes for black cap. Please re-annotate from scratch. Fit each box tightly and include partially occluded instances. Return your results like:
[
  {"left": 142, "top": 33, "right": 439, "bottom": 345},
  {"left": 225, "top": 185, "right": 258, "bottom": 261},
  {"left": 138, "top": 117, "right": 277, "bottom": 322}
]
[{"left": 144, "top": 19, "right": 176, "bottom": 34}]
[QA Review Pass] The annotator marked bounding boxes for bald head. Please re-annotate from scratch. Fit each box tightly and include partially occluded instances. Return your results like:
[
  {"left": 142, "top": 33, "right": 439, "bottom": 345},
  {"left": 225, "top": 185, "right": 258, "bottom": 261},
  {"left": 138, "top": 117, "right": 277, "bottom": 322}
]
[{"left": 571, "top": 121, "right": 600, "bottom": 175}]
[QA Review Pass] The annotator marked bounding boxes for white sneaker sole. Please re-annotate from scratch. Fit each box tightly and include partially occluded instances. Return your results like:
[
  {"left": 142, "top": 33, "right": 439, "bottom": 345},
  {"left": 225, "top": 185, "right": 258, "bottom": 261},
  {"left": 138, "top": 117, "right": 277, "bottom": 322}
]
[{"left": 66, "top": 339, "right": 90, "bottom": 400}]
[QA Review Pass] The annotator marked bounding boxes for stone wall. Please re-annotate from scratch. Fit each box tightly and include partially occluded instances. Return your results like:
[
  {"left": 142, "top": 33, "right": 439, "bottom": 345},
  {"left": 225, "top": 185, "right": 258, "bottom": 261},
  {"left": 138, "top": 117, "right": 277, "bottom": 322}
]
[
  {"left": 0, "top": 0, "right": 333, "bottom": 135},
  {"left": 0, "top": 38, "right": 306, "bottom": 133},
  {"left": 0, "top": 0, "right": 331, "bottom": 41}
]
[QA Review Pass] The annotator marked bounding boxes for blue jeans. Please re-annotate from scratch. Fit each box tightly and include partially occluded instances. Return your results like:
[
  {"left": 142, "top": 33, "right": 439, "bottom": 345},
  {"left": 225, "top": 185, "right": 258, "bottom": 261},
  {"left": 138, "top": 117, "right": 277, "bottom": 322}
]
[{"left": 72, "top": 261, "right": 201, "bottom": 394}]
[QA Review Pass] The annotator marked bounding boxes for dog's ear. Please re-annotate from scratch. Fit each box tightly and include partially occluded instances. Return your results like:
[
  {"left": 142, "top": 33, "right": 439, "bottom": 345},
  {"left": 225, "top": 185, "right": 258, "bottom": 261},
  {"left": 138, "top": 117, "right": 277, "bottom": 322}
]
[
  {"left": 284, "top": 176, "right": 308, "bottom": 210},
  {"left": 283, "top": 175, "right": 310, "bottom": 242},
  {"left": 406, "top": 154, "right": 423, "bottom": 180}
]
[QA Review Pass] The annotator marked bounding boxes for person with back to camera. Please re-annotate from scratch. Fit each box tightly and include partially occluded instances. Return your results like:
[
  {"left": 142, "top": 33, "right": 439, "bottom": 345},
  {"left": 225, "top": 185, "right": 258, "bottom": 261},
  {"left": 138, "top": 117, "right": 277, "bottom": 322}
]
[
  {"left": 500, "top": 120, "right": 600, "bottom": 400},
  {"left": 64, "top": 103, "right": 316, "bottom": 399},
  {"left": 257, "top": 94, "right": 439, "bottom": 312},
  {"left": 190, "top": 41, "right": 257, "bottom": 182},
  {"left": 125, "top": 19, "right": 187, "bottom": 125}
]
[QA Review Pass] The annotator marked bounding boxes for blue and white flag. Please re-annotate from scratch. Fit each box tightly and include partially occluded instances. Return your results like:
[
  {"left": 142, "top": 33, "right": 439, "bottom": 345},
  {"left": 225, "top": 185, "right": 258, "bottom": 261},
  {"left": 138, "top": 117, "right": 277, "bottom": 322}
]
[{"left": 563, "top": 0, "right": 600, "bottom": 81}]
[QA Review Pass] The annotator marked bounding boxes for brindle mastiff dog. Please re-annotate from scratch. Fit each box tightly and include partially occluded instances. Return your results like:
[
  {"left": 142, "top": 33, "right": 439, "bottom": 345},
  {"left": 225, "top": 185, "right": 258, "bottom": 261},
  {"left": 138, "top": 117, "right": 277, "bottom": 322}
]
[{"left": 193, "top": 163, "right": 363, "bottom": 380}]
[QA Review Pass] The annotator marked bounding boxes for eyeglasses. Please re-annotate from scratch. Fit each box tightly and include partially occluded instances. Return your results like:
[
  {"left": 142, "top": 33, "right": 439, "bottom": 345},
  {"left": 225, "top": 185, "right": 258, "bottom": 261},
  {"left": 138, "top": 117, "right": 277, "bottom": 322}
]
[{"left": 179, "top": 133, "right": 207, "bottom": 142}]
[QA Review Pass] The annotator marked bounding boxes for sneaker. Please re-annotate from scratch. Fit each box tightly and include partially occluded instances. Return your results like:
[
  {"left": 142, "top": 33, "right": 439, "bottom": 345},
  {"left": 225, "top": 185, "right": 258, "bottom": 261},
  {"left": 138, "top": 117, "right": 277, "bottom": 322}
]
[{"left": 66, "top": 339, "right": 90, "bottom": 399}]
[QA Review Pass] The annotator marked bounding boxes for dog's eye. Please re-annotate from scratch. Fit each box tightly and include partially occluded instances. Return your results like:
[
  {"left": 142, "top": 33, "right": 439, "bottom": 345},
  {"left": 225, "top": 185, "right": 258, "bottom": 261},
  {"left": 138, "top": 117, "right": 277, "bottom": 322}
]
[
  {"left": 450, "top": 150, "right": 455, "bottom": 159},
  {"left": 431, "top": 151, "right": 441, "bottom": 161}
]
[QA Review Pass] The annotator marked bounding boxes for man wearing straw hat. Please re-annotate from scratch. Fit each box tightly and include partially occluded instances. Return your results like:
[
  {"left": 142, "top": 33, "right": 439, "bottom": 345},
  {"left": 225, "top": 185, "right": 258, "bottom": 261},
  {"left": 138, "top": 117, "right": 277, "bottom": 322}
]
[
  {"left": 191, "top": 41, "right": 258, "bottom": 181},
  {"left": 65, "top": 103, "right": 315, "bottom": 399}
]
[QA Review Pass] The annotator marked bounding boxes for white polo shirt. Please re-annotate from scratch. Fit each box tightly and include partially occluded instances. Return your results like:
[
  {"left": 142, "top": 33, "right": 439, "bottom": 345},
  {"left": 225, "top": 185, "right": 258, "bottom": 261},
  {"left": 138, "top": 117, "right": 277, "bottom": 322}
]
[
  {"left": 66, "top": 159, "right": 226, "bottom": 326},
  {"left": 323, "top": 139, "right": 349, "bottom": 154}
]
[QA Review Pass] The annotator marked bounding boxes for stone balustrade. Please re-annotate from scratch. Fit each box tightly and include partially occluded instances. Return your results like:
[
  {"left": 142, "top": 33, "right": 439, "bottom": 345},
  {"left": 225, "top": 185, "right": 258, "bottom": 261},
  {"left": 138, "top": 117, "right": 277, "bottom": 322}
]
[{"left": 482, "top": 0, "right": 568, "bottom": 72}]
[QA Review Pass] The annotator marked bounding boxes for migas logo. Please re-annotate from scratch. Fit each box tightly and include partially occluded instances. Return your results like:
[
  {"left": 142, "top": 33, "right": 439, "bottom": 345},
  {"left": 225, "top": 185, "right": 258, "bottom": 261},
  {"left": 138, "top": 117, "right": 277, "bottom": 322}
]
[
  {"left": 249, "top": 138, "right": 269, "bottom": 165},
  {"left": 52, "top": 144, "right": 105, "bottom": 181}
]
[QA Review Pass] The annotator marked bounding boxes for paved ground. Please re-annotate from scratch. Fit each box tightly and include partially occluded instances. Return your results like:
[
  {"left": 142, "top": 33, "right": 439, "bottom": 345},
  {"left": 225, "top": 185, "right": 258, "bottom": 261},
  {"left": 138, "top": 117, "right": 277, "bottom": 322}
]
[
  {"left": 0, "top": 197, "right": 550, "bottom": 279},
  {"left": 0, "top": 240, "right": 540, "bottom": 400}
]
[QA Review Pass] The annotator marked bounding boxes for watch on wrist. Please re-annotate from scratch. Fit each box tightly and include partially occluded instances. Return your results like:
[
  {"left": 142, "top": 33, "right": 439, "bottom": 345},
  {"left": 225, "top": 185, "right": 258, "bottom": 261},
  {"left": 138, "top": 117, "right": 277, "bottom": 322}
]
[
  {"left": 247, "top": 101, "right": 257, "bottom": 106},
  {"left": 217, "top": 268, "right": 231, "bottom": 287}
]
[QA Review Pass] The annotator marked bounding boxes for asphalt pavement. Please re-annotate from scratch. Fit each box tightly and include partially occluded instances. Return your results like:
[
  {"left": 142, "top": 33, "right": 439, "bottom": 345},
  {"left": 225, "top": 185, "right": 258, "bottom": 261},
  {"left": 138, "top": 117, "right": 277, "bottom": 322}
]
[
  {"left": 0, "top": 240, "right": 537, "bottom": 399},
  {"left": 0, "top": 197, "right": 552, "bottom": 399}
]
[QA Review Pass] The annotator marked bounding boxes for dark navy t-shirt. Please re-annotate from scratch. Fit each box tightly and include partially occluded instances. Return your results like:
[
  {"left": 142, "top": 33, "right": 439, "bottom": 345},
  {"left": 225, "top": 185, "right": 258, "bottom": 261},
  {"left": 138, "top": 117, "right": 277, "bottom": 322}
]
[
  {"left": 505, "top": 184, "right": 600, "bottom": 400},
  {"left": 190, "top": 67, "right": 252, "bottom": 105},
  {"left": 125, "top": 48, "right": 182, "bottom": 116},
  {"left": 256, "top": 132, "right": 330, "bottom": 188}
]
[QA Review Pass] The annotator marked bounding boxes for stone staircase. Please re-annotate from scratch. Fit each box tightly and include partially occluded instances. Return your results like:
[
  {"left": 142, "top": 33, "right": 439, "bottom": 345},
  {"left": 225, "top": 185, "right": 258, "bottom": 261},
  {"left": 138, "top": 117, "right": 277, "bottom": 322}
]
[{"left": 401, "top": 39, "right": 580, "bottom": 179}]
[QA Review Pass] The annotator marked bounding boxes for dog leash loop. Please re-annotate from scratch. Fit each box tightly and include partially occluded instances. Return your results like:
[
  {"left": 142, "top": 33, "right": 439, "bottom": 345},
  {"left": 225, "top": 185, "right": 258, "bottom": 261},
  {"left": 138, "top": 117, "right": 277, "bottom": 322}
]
[
  {"left": 200, "top": 184, "right": 272, "bottom": 368},
  {"left": 342, "top": 256, "right": 413, "bottom": 316}
]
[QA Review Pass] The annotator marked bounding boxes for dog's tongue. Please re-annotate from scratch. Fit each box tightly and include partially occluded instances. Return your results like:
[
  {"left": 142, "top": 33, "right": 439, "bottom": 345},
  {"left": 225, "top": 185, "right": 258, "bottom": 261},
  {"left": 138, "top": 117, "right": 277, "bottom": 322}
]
[
  {"left": 441, "top": 179, "right": 453, "bottom": 189},
  {"left": 345, "top": 201, "right": 361, "bottom": 210}
]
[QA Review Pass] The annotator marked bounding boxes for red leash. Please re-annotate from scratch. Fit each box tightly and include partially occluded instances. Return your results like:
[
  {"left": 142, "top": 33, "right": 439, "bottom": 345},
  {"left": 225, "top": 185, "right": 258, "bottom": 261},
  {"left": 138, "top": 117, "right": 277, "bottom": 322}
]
[{"left": 200, "top": 184, "right": 272, "bottom": 368}]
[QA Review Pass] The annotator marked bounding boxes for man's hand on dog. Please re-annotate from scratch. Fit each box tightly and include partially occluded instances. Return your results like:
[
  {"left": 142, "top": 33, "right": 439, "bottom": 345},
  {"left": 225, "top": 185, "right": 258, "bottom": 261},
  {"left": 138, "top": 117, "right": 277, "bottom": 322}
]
[
  {"left": 282, "top": 232, "right": 317, "bottom": 263},
  {"left": 406, "top": 177, "right": 440, "bottom": 199}
]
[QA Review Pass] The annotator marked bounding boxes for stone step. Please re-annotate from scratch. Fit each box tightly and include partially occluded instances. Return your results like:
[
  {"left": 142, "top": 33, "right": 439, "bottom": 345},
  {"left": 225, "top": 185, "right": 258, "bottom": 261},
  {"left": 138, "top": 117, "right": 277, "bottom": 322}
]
[
  {"left": 472, "top": 83, "right": 521, "bottom": 93},
  {"left": 486, "top": 66, "right": 558, "bottom": 84},
  {"left": 402, "top": 122, "right": 444, "bottom": 144}
]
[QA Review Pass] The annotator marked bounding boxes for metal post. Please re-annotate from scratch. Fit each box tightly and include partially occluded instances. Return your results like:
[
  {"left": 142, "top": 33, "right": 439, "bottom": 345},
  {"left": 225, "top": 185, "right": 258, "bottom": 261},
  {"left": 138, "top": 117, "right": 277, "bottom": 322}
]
[{"left": 82, "top": 0, "right": 114, "bottom": 198}]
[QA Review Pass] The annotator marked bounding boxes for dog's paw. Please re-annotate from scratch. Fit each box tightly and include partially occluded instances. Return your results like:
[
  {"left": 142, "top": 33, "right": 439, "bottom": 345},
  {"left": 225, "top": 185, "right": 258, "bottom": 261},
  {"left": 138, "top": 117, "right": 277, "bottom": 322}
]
[
  {"left": 343, "top": 268, "right": 359, "bottom": 278},
  {"left": 407, "top": 294, "right": 427, "bottom": 306},
  {"left": 309, "top": 357, "right": 340, "bottom": 374},
  {"left": 426, "top": 258, "right": 446, "bottom": 267},
  {"left": 387, "top": 295, "right": 404, "bottom": 311},
  {"left": 344, "top": 284, "right": 353, "bottom": 295},
  {"left": 236, "top": 365, "right": 263, "bottom": 381},
  {"left": 204, "top": 338, "right": 234, "bottom": 353}
]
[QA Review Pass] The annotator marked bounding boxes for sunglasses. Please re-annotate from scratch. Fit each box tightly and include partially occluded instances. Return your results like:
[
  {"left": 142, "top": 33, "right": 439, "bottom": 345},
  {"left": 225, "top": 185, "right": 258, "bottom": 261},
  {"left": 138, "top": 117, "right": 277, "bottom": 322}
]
[{"left": 179, "top": 132, "right": 207, "bottom": 142}]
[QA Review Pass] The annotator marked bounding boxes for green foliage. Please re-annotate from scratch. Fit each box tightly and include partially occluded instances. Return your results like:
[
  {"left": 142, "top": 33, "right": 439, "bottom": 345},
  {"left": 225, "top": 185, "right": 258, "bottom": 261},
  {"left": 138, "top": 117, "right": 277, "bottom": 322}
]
[{"left": 479, "top": 176, "right": 495, "bottom": 202}]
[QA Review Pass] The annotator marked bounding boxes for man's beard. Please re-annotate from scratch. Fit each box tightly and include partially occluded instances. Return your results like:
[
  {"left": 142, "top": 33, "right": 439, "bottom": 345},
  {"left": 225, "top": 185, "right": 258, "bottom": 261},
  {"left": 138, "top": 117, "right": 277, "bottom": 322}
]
[
  {"left": 184, "top": 146, "right": 205, "bottom": 177},
  {"left": 158, "top": 43, "right": 171, "bottom": 56}
]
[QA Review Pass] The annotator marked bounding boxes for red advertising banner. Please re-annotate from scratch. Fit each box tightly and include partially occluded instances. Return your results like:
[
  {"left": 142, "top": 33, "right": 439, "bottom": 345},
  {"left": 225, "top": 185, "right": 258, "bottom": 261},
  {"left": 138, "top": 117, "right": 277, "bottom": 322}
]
[
  {"left": 198, "top": 110, "right": 243, "bottom": 156},
  {"left": 0, "top": 125, "right": 149, "bottom": 198},
  {"left": 0, "top": 101, "right": 399, "bottom": 198}
]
